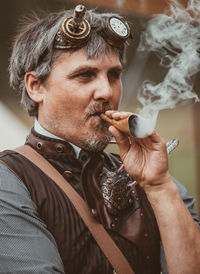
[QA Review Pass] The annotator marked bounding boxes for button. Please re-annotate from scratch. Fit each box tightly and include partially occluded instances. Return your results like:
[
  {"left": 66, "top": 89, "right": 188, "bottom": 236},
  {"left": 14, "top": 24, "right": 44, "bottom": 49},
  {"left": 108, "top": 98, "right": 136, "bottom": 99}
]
[
  {"left": 140, "top": 212, "right": 144, "bottom": 217},
  {"left": 56, "top": 144, "right": 63, "bottom": 152},
  {"left": 37, "top": 142, "right": 43, "bottom": 150},
  {"left": 146, "top": 255, "right": 150, "bottom": 260},
  {"left": 129, "top": 198, "right": 133, "bottom": 204},
  {"left": 111, "top": 223, "right": 116, "bottom": 228},
  {"left": 144, "top": 233, "right": 148, "bottom": 238},
  {"left": 106, "top": 178, "right": 113, "bottom": 184},
  {"left": 80, "top": 154, "right": 87, "bottom": 162},
  {"left": 131, "top": 190, "right": 135, "bottom": 194},
  {"left": 91, "top": 208, "right": 97, "bottom": 216},
  {"left": 79, "top": 151, "right": 89, "bottom": 162},
  {"left": 63, "top": 170, "right": 72, "bottom": 180}
]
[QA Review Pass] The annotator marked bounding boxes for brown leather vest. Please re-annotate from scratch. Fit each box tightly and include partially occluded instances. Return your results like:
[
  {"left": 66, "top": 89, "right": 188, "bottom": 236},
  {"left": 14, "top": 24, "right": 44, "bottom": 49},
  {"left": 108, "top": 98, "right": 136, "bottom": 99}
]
[{"left": 0, "top": 129, "right": 161, "bottom": 274}]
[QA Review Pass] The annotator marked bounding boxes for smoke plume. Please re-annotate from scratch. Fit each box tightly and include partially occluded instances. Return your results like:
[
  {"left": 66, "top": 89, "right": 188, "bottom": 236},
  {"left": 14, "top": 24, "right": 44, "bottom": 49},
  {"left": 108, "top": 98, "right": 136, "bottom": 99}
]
[{"left": 135, "top": 0, "right": 200, "bottom": 137}]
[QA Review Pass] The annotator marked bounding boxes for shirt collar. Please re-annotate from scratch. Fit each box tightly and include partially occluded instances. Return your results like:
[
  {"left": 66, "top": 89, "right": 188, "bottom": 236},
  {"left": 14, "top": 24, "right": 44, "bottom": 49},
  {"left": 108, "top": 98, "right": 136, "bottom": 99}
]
[{"left": 34, "top": 119, "right": 81, "bottom": 158}]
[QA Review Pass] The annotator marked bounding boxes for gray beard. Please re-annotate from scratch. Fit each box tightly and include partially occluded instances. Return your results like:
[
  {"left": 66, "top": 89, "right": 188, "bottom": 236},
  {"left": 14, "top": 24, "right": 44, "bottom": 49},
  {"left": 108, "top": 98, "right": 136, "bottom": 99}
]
[
  {"left": 42, "top": 106, "right": 112, "bottom": 152},
  {"left": 80, "top": 137, "right": 111, "bottom": 152},
  {"left": 79, "top": 130, "right": 112, "bottom": 152},
  {"left": 80, "top": 135, "right": 112, "bottom": 152}
]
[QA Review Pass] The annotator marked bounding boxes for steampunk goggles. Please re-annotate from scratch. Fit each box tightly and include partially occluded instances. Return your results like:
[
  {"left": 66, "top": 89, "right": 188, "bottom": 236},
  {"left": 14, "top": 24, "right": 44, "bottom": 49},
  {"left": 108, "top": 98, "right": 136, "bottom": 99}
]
[{"left": 54, "top": 4, "right": 132, "bottom": 50}]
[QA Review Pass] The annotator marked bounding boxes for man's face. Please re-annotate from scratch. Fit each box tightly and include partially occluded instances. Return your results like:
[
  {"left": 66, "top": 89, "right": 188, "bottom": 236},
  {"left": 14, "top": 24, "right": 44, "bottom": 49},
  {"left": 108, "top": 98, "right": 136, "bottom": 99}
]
[{"left": 38, "top": 49, "right": 122, "bottom": 151}]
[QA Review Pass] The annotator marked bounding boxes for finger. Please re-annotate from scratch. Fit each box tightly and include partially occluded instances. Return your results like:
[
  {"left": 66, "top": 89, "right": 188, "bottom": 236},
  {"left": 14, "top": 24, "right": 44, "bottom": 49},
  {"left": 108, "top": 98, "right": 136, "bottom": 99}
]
[
  {"left": 109, "top": 125, "right": 131, "bottom": 156},
  {"left": 148, "top": 130, "right": 165, "bottom": 144},
  {"left": 137, "top": 130, "right": 167, "bottom": 154},
  {"left": 105, "top": 110, "right": 133, "bottom": 121},
  {"left": 104, "top": 110, "right": 117, "bottom": 117},
  {"left": 112, "top": 111, "right": 132, "bottom": 120}
]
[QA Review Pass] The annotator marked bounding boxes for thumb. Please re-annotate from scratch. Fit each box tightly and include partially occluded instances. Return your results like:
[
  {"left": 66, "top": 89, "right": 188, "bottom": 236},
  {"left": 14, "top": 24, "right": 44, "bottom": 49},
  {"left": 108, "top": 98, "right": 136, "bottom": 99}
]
[{"left": 109, "top": 125, "right": 131, "bottom": 157}]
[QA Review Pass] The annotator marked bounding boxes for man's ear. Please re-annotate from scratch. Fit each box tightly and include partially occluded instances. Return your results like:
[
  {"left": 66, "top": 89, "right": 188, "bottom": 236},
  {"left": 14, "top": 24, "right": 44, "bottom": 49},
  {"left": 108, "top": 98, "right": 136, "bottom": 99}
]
[{"left": 24, "top": 71, "right": 44, "bottom": 103}]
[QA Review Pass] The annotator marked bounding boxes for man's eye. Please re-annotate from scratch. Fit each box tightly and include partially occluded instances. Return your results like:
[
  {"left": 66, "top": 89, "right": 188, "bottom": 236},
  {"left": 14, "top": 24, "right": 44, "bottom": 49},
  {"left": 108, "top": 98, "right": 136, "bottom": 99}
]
[
  {"left": 76, "top": 71, "right": 95, "bottom": 81},
  {"left": 108, "top": 70, "right": 121, "bottom": 82}
]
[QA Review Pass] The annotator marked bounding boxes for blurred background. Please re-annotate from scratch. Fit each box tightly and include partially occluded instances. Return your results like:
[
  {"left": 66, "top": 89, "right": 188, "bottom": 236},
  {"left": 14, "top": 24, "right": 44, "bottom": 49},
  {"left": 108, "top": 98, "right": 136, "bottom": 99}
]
[{"left": 0, "top": 0, "right": 199, "bottom": 213}]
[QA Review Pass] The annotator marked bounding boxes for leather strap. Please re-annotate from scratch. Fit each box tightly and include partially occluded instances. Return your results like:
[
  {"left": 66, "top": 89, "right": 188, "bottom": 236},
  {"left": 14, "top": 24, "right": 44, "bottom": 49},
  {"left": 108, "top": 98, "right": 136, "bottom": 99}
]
[{"left": 14, "top": 145, "right": 134, "bottom": 274}]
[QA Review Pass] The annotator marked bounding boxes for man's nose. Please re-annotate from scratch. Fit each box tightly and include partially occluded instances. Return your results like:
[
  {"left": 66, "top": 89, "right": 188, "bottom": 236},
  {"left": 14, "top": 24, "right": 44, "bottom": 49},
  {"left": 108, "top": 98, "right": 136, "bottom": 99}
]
[{"left": 93, "top": 76, "right": 113, "bottom": 101}]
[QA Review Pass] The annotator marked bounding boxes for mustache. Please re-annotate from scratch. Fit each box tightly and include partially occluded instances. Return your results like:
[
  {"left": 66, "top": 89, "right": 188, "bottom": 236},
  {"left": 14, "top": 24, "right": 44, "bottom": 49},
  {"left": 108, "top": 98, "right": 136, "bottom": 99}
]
[{"left": 85, "top": 102, "right": 113, "bottom": 121}]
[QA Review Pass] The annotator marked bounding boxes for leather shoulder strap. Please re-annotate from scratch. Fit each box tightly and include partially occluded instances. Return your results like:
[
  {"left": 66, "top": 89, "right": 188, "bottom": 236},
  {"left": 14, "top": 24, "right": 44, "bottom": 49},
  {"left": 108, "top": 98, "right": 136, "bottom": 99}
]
[{"left": 14, "top": 145, "right": 134, "bottom": 274}]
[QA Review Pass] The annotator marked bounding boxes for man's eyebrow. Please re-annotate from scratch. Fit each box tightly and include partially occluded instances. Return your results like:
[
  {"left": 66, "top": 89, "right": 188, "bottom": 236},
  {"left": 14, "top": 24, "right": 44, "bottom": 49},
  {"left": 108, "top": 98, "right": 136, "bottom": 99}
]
[
  {"left": 67, "top": 64, "right": 123, "bottom": 79},
  {"left": 108, "top": 65, "right": 123, "bottom": 73},
  {"left": 67, "top": 66, "right": 99, "bottom": 78}
]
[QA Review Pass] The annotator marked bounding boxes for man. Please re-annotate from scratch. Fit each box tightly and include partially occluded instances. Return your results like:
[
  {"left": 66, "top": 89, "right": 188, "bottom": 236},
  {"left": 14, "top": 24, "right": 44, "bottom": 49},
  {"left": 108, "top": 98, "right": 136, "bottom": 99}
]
[{"left": 0, "top": 5, "right": 200, "bottom": 274}]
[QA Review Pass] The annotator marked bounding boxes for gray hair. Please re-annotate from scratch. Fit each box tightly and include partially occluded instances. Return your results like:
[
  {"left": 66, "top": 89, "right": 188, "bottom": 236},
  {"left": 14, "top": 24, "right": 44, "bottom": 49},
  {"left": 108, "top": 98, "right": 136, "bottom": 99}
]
[{"left": 9, "top": 9, "right": 127, "bottom": 117}]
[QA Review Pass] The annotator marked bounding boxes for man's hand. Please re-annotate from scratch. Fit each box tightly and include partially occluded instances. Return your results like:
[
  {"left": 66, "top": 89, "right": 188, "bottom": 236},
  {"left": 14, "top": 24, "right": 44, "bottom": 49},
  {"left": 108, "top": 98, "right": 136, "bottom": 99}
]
[
  {"left": 106, "top": 110, "right": 200, "bottom": 274},
  {"left": 106, "top": 110, "right": 171, "bottom": 193}
]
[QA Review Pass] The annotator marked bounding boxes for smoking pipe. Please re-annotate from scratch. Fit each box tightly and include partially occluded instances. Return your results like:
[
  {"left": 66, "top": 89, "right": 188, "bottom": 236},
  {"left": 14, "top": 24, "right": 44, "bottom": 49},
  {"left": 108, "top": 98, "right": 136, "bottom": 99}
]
[
  {"left": 100, "top": 113, "right": 179, "bottom": 153},
  {"left": 100, "top": 113, "right": 137, "bottom": 137}
]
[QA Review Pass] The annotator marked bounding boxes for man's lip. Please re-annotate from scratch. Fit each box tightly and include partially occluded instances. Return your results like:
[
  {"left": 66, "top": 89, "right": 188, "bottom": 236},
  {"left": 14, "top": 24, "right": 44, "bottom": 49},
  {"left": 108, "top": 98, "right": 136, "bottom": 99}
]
[
  {"left": 85, "top": 109, "right": 113, "bottom": 121},
  {"left": 93, "top": 112, "right": 104, "bottom": 116},
  {"left": 86, "top": 112, "right": 108, "bottom": 124},
  {"left": 89, "top": 112, "right": 105, "bottom": 118}
]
